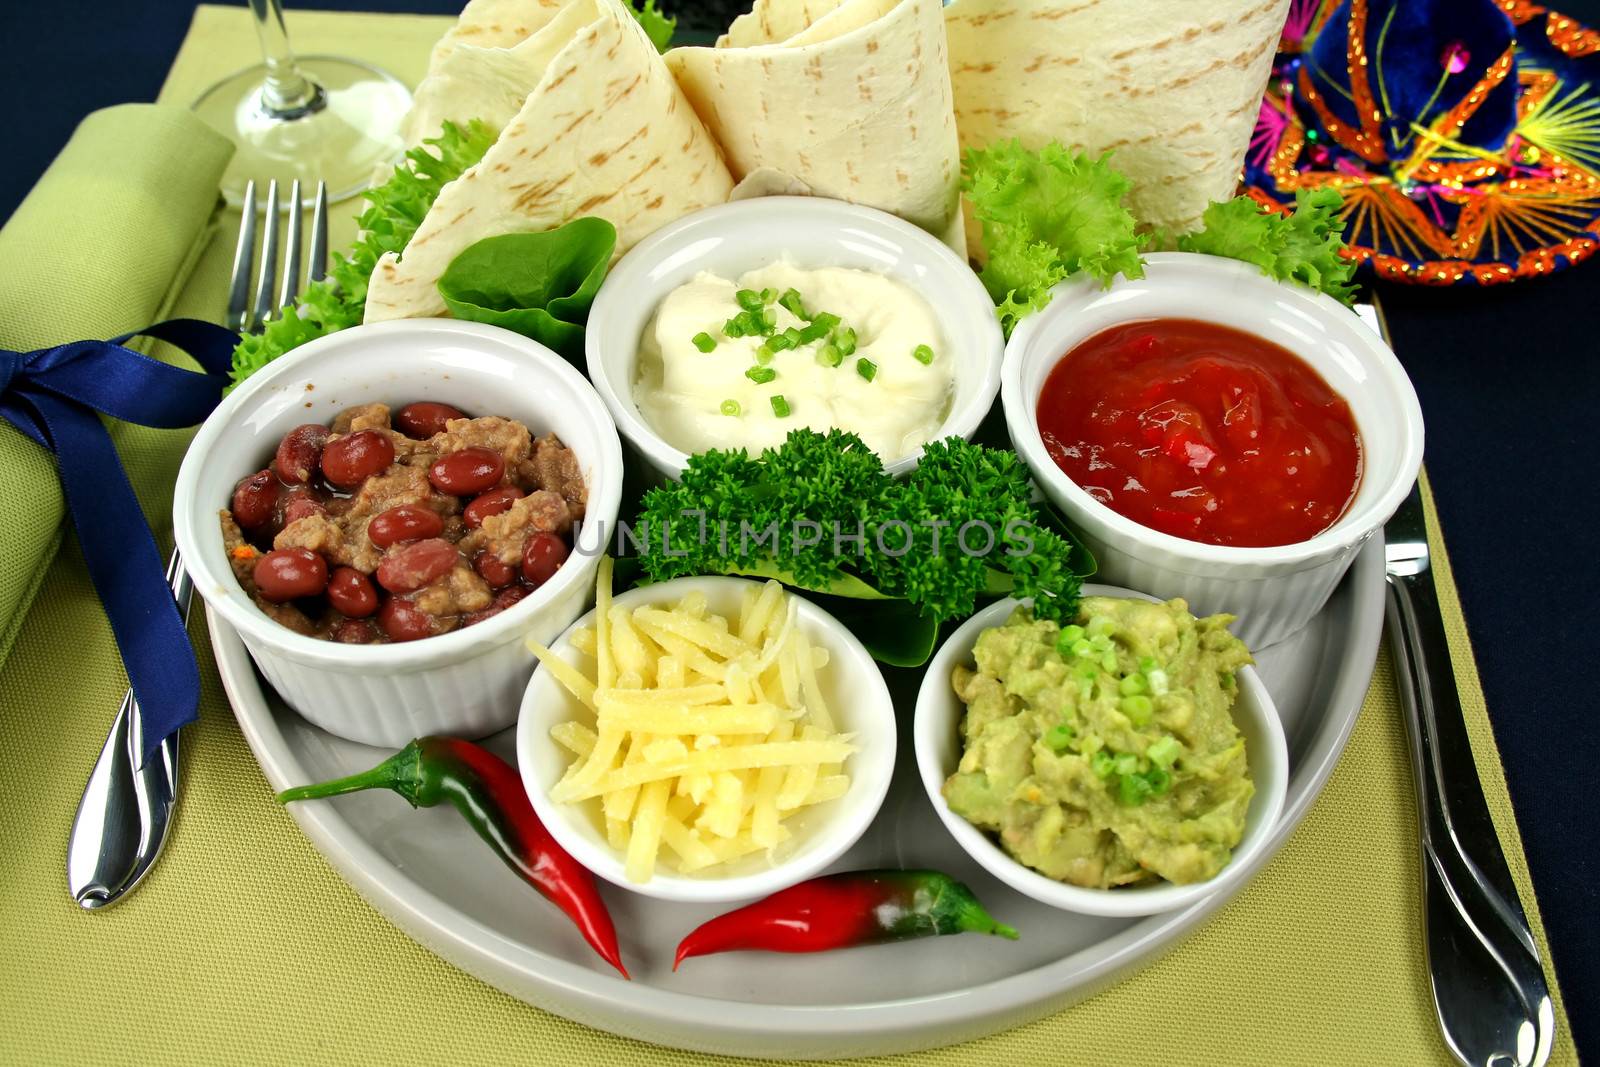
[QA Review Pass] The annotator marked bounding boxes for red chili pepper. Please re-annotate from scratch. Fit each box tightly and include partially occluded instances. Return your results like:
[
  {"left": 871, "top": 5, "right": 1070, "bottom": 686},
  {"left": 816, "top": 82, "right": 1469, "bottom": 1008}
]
[
  {"left": 276, "top": 736, "right": 628, "bottom": 978},
  {"left": 673, "top": 869, "right": 1017, "bottom": 969}
]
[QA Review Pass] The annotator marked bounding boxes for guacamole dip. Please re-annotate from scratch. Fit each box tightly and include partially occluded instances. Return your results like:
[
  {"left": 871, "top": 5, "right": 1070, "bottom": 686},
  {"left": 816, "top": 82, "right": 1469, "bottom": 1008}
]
[{"left": 942, "top": 596, "right": 1255, "bottom": 888}]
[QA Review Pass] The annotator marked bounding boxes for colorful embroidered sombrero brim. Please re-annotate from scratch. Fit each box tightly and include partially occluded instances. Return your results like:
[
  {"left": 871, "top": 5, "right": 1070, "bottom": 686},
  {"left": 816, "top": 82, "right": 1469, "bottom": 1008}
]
[{"left": 1244, "top": 0, "right": 1600, "bottom": 285}]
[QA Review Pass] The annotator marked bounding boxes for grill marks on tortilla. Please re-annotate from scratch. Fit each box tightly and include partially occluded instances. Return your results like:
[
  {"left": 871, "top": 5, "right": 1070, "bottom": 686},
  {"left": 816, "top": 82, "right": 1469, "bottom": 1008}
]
[
  {"left": 664, "top": 0, "right": 964, "bottom": 248},
  {"left": 361, "top": 0, "right": 734, "bottom": 323},
  {"left": 945, "top": 0, "right": 1292, "bottom": 241}
]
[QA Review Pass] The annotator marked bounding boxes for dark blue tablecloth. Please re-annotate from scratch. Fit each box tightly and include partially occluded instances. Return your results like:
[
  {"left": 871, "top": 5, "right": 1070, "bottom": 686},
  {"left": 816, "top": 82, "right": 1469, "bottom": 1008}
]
[{"left": 2, "top": 0, "right": 1593, "bottom": 1050}]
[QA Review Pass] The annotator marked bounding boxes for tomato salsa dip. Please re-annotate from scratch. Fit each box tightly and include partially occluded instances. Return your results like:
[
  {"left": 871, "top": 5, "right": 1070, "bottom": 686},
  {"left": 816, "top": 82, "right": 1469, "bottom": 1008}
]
[{"left": 1035, "top": 319, "right": 1362, "bottom": 548}]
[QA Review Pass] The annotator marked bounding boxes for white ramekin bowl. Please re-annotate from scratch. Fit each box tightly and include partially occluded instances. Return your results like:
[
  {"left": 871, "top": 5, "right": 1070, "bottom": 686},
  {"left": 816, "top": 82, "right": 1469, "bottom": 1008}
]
[
  {"left": 173, "top": 319, "right": 624, "bottom": 748},
  {"left": 914, "top": 588, "right": 1289, "bottom": 918},
  {"left": 1002, "top": 253, "right": 1424, "bottom": 649},
  {"left": 585, "top": 196, "right": 1003, "bottom": 480},
  {"left": 516, "top": 576, "right": 897, "bottom": 903}
]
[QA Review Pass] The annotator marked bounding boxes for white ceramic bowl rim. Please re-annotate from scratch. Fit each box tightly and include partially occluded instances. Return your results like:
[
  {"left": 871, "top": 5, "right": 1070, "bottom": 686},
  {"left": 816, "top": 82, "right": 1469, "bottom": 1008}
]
[
  {"left": 586, "top": 195, "right": 1004, "bottom": 477},
  {"left": 172, "top": 319, "right": 624, "bottom": 671},
  {"left": 1005, "top": 253, "right": 1424, "bottom": 567},
  {"left": 517, "top": 575, "right": 898, "bottom": 903},
  {"left": 915, "top": 586, "right": 1290, "bottom": 917}
]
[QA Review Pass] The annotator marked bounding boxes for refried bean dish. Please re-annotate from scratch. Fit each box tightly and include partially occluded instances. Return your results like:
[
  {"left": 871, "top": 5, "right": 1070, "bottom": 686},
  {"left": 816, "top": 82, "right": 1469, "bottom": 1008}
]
[{"left": 220, "top": 400, "right": 587, "bottom": 643}]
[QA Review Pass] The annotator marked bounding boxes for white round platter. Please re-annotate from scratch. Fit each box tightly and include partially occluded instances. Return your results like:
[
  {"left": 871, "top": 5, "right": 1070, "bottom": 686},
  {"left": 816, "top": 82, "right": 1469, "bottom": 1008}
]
[{"left": 210, "top": 538, "right": 1384, "bottom": 1061}]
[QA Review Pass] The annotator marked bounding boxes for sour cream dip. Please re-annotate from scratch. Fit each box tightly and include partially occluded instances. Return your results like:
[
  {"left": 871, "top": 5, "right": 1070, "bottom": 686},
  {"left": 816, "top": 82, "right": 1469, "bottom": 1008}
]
[{"left": 635, "top": 262, "right": 953, "bottom": 463}]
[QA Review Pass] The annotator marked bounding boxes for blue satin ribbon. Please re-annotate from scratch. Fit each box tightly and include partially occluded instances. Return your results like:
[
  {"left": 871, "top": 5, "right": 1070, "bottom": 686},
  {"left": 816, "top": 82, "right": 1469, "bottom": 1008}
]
[{"left": 0, "top": 320, "right": 239, "bottom": 765}]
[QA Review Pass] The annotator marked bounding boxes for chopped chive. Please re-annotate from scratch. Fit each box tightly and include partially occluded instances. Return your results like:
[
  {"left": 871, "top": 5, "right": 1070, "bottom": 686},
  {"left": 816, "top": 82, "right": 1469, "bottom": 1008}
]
[
  {"left": 760, "top": 307, "right": 778, "bottom": 334},
  {"left": 754, "top": 347, "right": 774, "bottom": 365},
  {"left": 797, "top": 320, "right": 832, "bottom": 344},
  {"left": 1118, "top": 673, "right": 1147, "bottom": 696},
  {"left": 1090, "top": 750, "right": 1115, "bottom": 778},
  {"left": 720, "top": 399, "right": 741, "bottom": 416},
  {"left": 834, "top": 326, "right": 858, "bottom": 356},
  {"left": 912, "top": 343, "right": 935, "bottom": 365},
  {"left": 692, "top": 332, "right": 717, "bottom": 353},
  {"left": 764, "top": 333, "right": 796, "bottom": 353},
  {"left": 780, "top": 326, "right": 805, "bottom": 347},
  {"left": 1146, "top": 736, "right": 1181, "bottom": 769},
  {"left": 778, "top": 288, "right": 808, "bottom": 320},
  {"left": 1144, "top": 767, "right": 1172, "bottom": 796},
  {"left": 855, "top": 357, "right": 877, "bottom": 382},
  {"left": 1117, "top": 772, "right": 1153, "bottom": 806},
  {"left": 1045, "top": 723, "right": 1074, "bottom": 753},
  {"left": 816, "top": 343, "right": 843, "bottom": 368},
  {"left": 1119, "top": 695, "right": 1154, "bottom": 726},
  {"left": 759, "top": 287, "right": 778, "bottom": 305},
  {"left": 745, "top": 366, "right": 777, "bottom": 384},
  {"left": 736, "top": 289, "right": 764, "bottom": 312},
  {"left": 770, "top": 394, "right": 791, "bottom": 418},
  {"left": 810, "top": 311, "right": 841, "bottom": 333}
]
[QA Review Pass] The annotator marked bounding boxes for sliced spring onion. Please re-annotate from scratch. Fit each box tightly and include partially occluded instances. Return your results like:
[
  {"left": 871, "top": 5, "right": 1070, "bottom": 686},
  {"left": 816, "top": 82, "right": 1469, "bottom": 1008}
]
[
  {"left": 816, "top": 343, "right": 843, "bottom": 368},
  {"left": 1044, "top": 723, "right": 1074, "bottom": 753},
  {"left": 745, "top": 366, "right": 777, "bottom": 384},
  {"left": 778, "top": 288, "right": 808, "bottom": 320},
  {"left": 763, "top": 333, "right": 796, "bottom": 353},
  {"left": 735, "top": 288, "right": 764, "bottom": 312},
  {"left": 855, "top": 358, "right": 877, "bottom": 381},
  {"left": 834, "top": 326, "right": 858, "bottom": 357},
  {"left": 1090, "top": 750, "right": 1115, "bottom": 778},
  {"left": 1118, "top": 673, "right": 1147, "bottom": 696},
  {"left": 692, "top": 332, "right": 717, "bottom": 353},
  {"left": 720, "top": 399, "right": 741, "bottom": 417},
  {"left": 1144, "top": 767, "right": 1172, "bottom": 796},
  {"left": 912, "top": 343, "right": 935, "bottom": 365},
  {"left": 770, "top": 394, "right": 791, "bottom": 418},
  {"left": 1146, "top": 735, "right": 1181, "bottom": 769},
  {"left": 1119, "top": 694, "right": 1154, "bottom": 726},
  {"left": 1117, "top": 772, "right": 1153, "bottom": 806},
  {"left": 760, "top": 307, "right": 778, "bottom": 333}
]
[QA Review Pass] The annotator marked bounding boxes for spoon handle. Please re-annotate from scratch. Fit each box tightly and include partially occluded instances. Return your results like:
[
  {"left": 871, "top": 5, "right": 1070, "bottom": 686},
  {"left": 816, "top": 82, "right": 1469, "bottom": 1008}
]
[{"left": 66, "top": 548, "right": 192, "bottom": 909}]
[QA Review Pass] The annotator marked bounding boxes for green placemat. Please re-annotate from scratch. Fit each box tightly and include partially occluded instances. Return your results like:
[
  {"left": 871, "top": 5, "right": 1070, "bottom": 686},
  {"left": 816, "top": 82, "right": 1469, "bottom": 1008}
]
[{"left": 0, "top": 6, "right": 1577, "bottom": 1064}]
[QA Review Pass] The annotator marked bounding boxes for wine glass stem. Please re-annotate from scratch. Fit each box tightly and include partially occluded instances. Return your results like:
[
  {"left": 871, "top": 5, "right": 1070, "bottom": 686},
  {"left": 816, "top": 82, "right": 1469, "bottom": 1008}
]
[{"left": 249, "top": 0, "right": 325, "bottom": 118}]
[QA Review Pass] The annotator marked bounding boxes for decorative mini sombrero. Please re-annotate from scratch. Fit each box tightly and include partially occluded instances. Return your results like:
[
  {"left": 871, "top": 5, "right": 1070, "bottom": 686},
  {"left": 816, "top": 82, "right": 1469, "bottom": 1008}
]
[{"left": 1245, "top": 0, "right": 1600, "bottom": 285}]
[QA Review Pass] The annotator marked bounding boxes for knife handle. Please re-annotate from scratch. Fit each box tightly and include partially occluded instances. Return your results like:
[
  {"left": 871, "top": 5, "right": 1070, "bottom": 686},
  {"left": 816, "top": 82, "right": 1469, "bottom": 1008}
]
[{"left": 1385, "top": 570, "right": 1552, "bottom": 1044}]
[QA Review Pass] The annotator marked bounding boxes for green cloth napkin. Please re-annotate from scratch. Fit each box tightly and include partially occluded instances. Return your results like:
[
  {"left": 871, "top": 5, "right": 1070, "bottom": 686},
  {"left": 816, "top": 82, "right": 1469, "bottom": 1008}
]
[{"left": 0, "top": 104, "right": 233, "bottom": 670}]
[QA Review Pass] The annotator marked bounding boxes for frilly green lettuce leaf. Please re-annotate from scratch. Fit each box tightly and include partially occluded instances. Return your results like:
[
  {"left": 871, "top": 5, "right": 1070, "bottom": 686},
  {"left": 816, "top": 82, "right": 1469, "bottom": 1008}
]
[
  {"left": 625, "top": 0, "right": 676, "bottom": 51},
  {"left": 1177, "top": 188, "right": 1358, "bottom": 305},
  {"left": 962, "top": 140, "right": 1146, "bottom": 336},
  {"left": 228, "top": 118, "right": 497, "bottom": 388}
]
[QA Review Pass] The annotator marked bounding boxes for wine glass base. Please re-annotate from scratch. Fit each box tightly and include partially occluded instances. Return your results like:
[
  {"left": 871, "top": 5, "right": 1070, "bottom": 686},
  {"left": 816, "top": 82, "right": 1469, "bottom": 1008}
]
[{"left": 192, "top": 55, "right": 413, "bottom": 208}]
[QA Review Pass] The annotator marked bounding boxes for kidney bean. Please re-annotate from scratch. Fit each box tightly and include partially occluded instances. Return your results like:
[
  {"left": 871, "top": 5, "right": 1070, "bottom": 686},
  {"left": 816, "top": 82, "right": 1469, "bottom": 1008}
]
[
  {"left": 273, "top": 424, "right": 329, "bottom": 485},
  {"left": 231, "top": 470, "right": 280, "bottom": 528},
  {"left": 463, "top": 486, "right": 525, "bottom": 529},
  {"left": 367, "top": 504, "right": 445, "bottom": 549},
  {"left": 462, "top": 585, "right": 530, "bottom": 627},
  {"left": 378, "top": 596, "right": 437, "bottom": 642},
  {"left": 376, "top": 538, "right": 459, "bottom": 594},
  {"left": 279, "top": 487, "right": 327, "bottom": 527},
  {"left": 429, "top": 447, "right": 504, "bottom": 496},
  {"left": 332, "top": 618, "right": 378, "bottom": 644},
  {"left": 522, "top": 532, "right": 569, "bottom": 588},
  {"left": 472, "top": 550, "right": 516, "bottom": 589},
  {"left": 394, "top": 401, "right": 466, "bottom": 439},
  {"left": 254, "top": 548, "right": 329, "bottom": 602},
  {"left": 321, "top": 430, "right": 395, "bottom": 489},
  {"left": 327, "top": 566, "right": 379, "bottom": 617}
]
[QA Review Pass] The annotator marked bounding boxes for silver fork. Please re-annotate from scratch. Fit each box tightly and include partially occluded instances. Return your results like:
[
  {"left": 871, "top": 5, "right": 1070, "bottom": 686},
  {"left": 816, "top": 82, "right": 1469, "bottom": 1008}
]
[{"left": 66, "top": 179, "right": 329, "bottom": 910}]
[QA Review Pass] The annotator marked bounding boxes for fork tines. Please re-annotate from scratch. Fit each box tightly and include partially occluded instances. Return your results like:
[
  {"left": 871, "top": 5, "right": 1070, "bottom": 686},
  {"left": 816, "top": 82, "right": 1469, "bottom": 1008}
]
[{"left": 228, "top": 178, "right": 330, "bottom": 335}]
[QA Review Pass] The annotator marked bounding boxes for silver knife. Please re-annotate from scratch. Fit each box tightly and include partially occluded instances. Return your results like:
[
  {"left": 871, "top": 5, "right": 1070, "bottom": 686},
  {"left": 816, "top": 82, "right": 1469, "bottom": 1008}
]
[{"left": 1359, "top": 301, "right": 1556, "bottom": 1067}]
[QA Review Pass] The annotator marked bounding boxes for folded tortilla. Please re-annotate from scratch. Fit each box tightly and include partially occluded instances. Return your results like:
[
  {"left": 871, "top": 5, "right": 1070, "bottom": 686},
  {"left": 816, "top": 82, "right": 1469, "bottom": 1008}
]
[
  {"left": 945, "top": 0, "right": 1291, "bottom": 242},
  {"left": 402, "top": 0, "right": 583, "bottom": 146},
  {"left": 365, "top": 0, "right": 735, "bottom": 323},
  {"left": 666, "top": 0, "right": 964, "bottom": 251}
]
